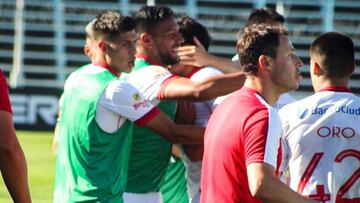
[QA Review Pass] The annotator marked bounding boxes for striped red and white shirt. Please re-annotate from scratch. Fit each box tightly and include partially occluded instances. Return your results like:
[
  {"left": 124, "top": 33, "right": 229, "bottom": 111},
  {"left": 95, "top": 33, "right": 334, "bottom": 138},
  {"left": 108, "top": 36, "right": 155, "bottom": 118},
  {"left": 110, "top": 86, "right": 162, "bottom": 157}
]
[{"left": 201, "top": 87, "right": 282, "bottom": 203}]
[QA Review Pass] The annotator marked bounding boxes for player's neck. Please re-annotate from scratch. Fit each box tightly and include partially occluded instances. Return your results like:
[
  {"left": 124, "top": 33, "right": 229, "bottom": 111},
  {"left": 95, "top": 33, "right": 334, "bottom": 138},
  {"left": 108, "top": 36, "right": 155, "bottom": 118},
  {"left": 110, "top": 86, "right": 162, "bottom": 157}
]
[
  {"left": 313, "top": 77, "right": 349, "bottom": 92},
  {"left": 244, "top": 78, "right": 281, "bottom": 106},
  {"left": 136, "top": 48, "right": 166, "bottom": 66}
]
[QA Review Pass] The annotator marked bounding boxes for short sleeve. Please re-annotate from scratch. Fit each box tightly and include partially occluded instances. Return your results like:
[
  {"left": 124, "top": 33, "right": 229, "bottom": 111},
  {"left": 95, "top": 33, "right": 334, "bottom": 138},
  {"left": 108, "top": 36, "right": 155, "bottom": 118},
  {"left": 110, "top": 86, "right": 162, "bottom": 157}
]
[
  {"left": 190, "top": 66, "right": 223, "bottom": 82},
  {"left": 98, "top": 80, "right": 159, "bottom": 123},
  {"left": 244, "top": 107, "right": 281, "bottom": 169},
  {"left": 126, "top": 65, "right": 174, "bottom": 105},
  {"left": 0, "top": 69, "right": 12, "bottom": 114}
]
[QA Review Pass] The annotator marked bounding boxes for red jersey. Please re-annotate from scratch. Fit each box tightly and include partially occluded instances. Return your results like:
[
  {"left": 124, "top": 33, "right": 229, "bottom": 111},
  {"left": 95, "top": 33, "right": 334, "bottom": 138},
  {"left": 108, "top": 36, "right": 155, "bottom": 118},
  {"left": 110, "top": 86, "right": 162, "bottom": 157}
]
[
  {"left": 0, "top": 69, "right": 12, "bottom": 114},
  {"left": 200, "top": 87, "right": 282, "bottom": 203}
]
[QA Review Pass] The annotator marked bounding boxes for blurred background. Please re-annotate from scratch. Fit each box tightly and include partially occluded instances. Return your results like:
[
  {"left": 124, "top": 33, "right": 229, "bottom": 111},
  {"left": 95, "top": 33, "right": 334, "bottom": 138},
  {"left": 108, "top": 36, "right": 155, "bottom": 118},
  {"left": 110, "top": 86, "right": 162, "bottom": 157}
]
[{"left": 0, "top": 0, "right": 359, "bottom": 202}]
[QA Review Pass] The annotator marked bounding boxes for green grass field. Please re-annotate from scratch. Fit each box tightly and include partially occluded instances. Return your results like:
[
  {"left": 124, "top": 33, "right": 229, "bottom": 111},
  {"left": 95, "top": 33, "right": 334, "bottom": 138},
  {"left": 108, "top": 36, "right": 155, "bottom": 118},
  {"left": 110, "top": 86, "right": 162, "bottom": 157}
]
[{"left": 0, "top": 131, "right": 55, "bottom": 203}]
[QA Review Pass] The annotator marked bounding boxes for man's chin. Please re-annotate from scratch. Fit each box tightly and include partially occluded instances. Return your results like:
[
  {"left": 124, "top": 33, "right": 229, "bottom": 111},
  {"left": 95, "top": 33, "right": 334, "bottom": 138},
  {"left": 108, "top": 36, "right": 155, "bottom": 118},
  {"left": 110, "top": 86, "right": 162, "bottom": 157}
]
[{"left": 123, "top": 63, "right": 134, "bottom": 73}]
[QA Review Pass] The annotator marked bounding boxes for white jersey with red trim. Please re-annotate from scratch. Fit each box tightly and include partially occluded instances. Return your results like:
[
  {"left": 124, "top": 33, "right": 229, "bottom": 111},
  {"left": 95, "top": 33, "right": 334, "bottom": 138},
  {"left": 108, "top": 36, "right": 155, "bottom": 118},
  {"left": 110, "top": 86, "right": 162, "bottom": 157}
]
[
  {"left": 125, "top": 65, "right": 174, "bottom": 105},
  {"left": 279, "top": 89, "right": 360, "bottom": 203}
]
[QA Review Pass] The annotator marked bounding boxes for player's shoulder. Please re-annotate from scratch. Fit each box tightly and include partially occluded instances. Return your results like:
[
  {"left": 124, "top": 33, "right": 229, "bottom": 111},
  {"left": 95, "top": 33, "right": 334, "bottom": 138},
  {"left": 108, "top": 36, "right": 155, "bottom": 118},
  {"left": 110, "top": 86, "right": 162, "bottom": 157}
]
[
  {"left": 107, "top": 80, "right": 139, "bottom": 94},
  {"left": 278, "top": 93, "right": 320, "bottom": 123}
]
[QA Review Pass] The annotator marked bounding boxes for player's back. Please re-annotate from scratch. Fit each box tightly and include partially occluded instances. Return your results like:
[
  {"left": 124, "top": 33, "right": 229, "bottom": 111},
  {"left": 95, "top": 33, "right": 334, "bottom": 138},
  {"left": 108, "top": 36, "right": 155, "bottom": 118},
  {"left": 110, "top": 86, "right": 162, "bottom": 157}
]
[{"left": 279, "top": 90, "right": 360, "bottom": 202}]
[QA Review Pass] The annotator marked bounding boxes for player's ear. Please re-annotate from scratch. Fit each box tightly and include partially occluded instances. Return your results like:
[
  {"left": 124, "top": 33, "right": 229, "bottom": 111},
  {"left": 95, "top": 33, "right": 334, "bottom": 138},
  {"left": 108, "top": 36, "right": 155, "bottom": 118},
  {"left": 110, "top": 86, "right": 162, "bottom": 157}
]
[
  {"left": 258, "top": 55, "right": 271, "bottom": 71},
  {"left": 313, "top": 62, "right": 322, "bottom": 76},
  {"left": 84, "top": 45, "right": 91, "bottom": 58},
  {"left": 98, "top": 41, "right": 106, "bottom": 52},
  {"left": 139, "top": 33, "right": 152, "bottom": 48}
]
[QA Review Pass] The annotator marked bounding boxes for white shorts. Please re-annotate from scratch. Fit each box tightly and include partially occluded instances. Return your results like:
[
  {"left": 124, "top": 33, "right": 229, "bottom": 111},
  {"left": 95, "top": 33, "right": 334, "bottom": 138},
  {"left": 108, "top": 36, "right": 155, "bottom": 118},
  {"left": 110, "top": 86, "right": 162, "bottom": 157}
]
[{"left": 123, "top": 192, "right": 162, "bottom": 203}]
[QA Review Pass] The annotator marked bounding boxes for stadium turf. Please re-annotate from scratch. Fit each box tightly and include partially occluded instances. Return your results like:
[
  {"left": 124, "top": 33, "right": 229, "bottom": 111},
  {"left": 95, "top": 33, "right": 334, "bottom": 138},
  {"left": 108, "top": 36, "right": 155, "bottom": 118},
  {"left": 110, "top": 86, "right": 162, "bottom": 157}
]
[{"left": 0, "top": 131, "right": 55, "bottom": 203}]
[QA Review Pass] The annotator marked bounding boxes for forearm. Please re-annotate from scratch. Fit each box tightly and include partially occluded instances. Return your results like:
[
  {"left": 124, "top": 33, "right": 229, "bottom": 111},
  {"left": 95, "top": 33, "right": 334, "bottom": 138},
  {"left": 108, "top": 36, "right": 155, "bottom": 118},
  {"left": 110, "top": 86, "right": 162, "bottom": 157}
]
[
  {"left": 194, "top": 71, "right": 245, "bottom": 101},
  {"left": 248, "top": 163, "right": 316, "bottom": 203},
  {"left": 170, "top": 123, "right": 204, "bottom": 144},
  {"left": 0, "top": 142, "right": 31, "bottom": 203},
  {"left": 145, "top": 112, "right": 204, "bottom": 144},
  {"left": 256, "top": 176, "right": 317, "bottom": 203},
  {"left": 205, "top": 55, "right": 241, "bottom": 74},
  {"left": 52, "top": 123, "right": 60, "bottom": 155}
]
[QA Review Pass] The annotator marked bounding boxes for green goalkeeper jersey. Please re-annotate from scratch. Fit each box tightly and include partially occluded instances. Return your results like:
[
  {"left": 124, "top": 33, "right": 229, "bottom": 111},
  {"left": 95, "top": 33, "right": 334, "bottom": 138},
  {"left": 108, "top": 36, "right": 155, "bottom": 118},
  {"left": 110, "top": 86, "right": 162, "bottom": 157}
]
[{"left": 54, "top": 64, "right": 135, "bottom": 202}]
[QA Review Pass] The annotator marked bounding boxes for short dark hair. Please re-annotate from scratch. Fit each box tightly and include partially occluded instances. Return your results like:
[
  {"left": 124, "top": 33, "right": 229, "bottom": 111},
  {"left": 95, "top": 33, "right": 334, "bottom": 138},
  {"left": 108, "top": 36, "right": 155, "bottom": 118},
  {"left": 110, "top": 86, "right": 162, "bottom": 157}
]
[
  {"left": 176, "top": 16, "right": 211, "bottom": 51},
  {"left": 134, "top": 5, "right": 174, "bottom": 34},
  {"left": 246, "top": 7, "right": 285, "bottom": 27},
  {"left": 310, "top": 32, "right": 354, "bottom": 78},
  {"left": 237, "top": 24, "right": 287, "bottom": 75},
  {"left": 92, "top": 11, "right": 135, "bottom": 41}
]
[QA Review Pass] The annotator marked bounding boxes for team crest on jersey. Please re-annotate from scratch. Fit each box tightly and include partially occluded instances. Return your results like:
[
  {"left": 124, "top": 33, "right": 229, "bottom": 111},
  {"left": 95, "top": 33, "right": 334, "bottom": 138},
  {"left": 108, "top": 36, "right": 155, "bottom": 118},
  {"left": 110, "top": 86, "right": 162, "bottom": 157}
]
[{"left": 133, "top": 93, "right": 141, "bottom": 102}]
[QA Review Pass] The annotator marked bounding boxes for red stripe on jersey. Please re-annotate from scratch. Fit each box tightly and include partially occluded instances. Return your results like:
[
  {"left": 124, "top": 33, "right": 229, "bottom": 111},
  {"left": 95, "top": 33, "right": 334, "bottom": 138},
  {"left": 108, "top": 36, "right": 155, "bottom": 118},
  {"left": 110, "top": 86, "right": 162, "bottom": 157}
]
[
  {"left": 186, "top": 67, "right": 201, "bottom": 78},
  {"left": 93, "top": 62, "right": 120, "bottom": 77},
  {"left": 0, "top": 69, "right": 12, "bottom": 114},
  {"left": 297, "top": 152, "right": 324, "bottom": 194},
  {"left": 319, "top": 86, "right": 352, "bottom": 93},
  {"left": 135, "top": 107, "right": 160, "bottom": 126}
]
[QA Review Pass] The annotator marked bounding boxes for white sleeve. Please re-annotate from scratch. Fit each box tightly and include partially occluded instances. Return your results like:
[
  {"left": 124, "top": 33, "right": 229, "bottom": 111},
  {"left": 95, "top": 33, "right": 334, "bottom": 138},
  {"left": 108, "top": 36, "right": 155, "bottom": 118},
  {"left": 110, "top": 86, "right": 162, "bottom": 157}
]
[
  {"left": 190, "top": 66, "right": 223, "bottom": 82},
  {"left": 126, "top": 65, "right": 173, "bottom": 105},
  {"left": 191, "top": 67, "right": 224, "bottom": 112},
  {"left": 98, "top": 80, "right": 155, "bottom": 122}
]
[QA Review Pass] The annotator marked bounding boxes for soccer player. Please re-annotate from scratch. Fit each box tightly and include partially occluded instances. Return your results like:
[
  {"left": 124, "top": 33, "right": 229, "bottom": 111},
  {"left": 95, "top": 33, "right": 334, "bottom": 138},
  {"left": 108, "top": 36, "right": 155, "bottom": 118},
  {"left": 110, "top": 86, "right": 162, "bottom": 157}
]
[
  {"left": 233, "top": 8, "right": 295, "bottom": 110},
  {"left": 279, "top": 32, "right": 360, "bottom": 202},
  {"left": 0, "top": 69, "right": 31, "bottom": 202},
  {"left": 161, "top": 16, "right": 224, "bottom": 203},
  {"left": 53, "top": 11, "right": 204, "bottom": 203},
  {"left": 122, "top": 5, "right": 245, "bottom": 203},
  {"left": 52, "top": 19, "right": 97, "bottom": 154},
  {"left": 200, "top": 24, "right": 316, "bottom": 203}
]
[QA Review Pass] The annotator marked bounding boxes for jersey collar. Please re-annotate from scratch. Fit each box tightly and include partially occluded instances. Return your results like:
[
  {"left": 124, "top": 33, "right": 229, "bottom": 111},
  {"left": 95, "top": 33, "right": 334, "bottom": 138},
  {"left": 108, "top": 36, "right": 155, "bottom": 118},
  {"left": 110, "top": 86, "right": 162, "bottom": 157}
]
[
  {"left": 93, "top": 62, "right": 120, "bottom": 77},
  {"left": 318, "top": 86, "right": 352, "bottom": 93},
  {"left": 135, "top": 53, "right": 164, "bottom": 66},
  {"left": 242, "top": 87, "right": 270, "bottom": 104}
]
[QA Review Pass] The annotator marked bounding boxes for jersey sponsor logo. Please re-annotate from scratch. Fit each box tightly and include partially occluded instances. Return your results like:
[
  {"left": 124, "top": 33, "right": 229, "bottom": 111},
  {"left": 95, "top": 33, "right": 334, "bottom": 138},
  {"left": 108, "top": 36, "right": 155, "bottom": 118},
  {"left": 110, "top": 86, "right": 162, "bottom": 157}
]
[
  {"left": 316, "top": 126, "right": 355, "bottom": 139},
  {"left": 311, "top": 106, "right": 360, "bottom": 116},
  {"left": 297, "top": 108, "right": 309, "bottom": 119},
  {"left": 133, "top": 99, "right": 150, "bottom": 110}
]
